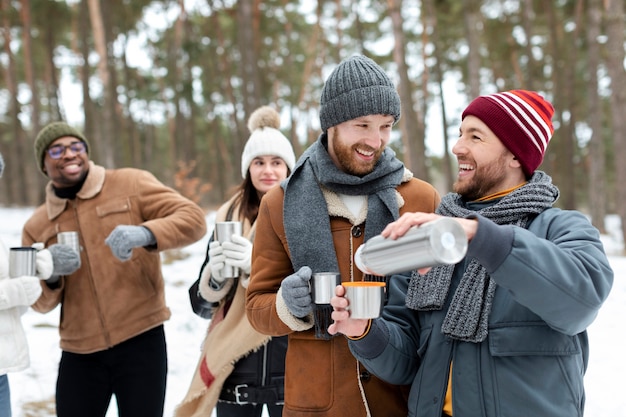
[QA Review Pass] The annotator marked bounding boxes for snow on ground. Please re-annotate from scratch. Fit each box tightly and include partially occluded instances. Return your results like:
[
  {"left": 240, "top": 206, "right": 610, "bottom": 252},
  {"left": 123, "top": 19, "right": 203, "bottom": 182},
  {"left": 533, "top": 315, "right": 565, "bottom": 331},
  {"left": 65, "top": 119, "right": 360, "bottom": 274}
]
[{"left": 1, "top": 207, "right": 624, "bottom": 416}]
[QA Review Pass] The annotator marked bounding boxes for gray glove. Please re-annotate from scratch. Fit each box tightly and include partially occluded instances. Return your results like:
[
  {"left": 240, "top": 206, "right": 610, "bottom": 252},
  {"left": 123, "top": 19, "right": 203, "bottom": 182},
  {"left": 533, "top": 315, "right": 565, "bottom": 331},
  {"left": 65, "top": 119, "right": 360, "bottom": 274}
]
[
  {"left": 48, "top": 243, "right": 81, "bottom": 276},
  {"left": 281, "top": 266, "right": 313, "bottom": 318},
  {"left": 105, "top": 225, "right": 156, "bottom": 262}
]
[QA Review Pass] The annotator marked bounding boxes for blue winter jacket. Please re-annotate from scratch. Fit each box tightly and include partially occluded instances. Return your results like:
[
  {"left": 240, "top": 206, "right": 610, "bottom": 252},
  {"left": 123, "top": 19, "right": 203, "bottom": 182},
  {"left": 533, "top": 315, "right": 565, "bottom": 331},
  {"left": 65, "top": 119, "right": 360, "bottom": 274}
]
[{"left": 349, "top": 207, "right": 614, "bottom": 417}]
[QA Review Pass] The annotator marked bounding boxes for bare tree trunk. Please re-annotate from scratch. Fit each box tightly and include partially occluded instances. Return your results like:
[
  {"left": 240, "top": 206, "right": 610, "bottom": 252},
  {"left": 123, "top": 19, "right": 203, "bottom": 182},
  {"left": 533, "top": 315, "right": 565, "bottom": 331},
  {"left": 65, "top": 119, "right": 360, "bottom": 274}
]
[
  {"left": 604, "top": 0, "right": 626, "bottom": 252},
  {"left": 586, "top": 0, "right": 607, "bottom": 232},
  {"left": 18, "top": 0, "right": 43, "bottom": 205},
  {"left": 388, "top": 0, "right": 429, "bottom": 181},
  {"left": 87, "top": 0, "right": 114, "bottom": 168},
  {"left": 289, "top": 0, "right": 322, "bottom": 156},
  {"left": 544, "top": 2, "right": 576, "bottom": 209},
  {"left": 520, "top": 0, "right": 538, "bottom": 90},
  {"left": 424, "top": 0, "right": 452, "bottom": 190},
  {"left": 238, "top": 0, "right": 261, "bottom": 116},
  {"left": 1, "top": 0, "right": 27, "bottom": 205},
  {"left": 78, "top": 0, "right": 96, "bottom": 159},
  {"left": 463, "top": 0, "right": 482, "bottom": 98}
]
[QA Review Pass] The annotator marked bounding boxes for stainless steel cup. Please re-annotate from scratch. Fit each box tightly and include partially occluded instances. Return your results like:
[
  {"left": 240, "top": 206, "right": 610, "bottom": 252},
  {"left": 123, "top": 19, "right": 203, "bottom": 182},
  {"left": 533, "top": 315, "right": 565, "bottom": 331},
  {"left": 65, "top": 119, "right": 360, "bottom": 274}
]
[
  {"left": 343, "top": 281, "right": 386, "bottom": 319},
  {"left": 58, "top": 231, "right": 81, "bottom": 254},
  {"left": 9, "top": 247, "right": 37, "bottom": 278},
  {"left": 213, "top": 221, "right": 243, "bottom": 278},
  {"left": 311, "top": 272, "right": 341, "bottom": 304}
]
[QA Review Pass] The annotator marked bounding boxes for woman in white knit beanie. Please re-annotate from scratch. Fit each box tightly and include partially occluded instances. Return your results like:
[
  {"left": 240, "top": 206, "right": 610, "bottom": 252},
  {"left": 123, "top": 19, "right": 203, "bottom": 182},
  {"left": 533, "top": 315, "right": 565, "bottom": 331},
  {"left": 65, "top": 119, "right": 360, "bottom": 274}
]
[{"left": 177, "top": 106, "right": 295, "bottom": 417}]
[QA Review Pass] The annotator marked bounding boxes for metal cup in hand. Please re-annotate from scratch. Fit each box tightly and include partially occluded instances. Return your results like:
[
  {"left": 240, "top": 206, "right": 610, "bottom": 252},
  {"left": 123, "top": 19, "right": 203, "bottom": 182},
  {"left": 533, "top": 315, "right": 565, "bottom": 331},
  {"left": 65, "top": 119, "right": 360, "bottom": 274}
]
[
  {"left": 9, "top": 247, "right": 37, "bottom": 278},
  {"left": 58, "top": 231, "right": 81, "bottom": 255},
  {"left": 343, "top": 281, "right": 386, "bottom": 319},
  {"left": 213, "top": 221, "right": 243, "bottom": 278},
  {"left": 311, "top": 272, "right": 341, "bottom": 304}
]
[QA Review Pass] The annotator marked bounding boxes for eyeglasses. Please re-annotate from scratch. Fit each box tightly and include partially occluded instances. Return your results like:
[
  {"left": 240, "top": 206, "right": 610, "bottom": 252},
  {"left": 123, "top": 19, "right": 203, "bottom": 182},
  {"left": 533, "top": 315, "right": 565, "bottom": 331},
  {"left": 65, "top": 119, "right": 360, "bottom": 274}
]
[{"left": 46, "top": 142, "right": 87, "bottom": 159}]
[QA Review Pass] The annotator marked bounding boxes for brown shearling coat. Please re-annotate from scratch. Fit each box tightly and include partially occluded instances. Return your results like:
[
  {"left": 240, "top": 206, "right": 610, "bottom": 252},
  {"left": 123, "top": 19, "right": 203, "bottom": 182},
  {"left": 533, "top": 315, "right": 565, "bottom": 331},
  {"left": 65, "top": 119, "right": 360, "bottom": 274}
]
[
  {"left": 246, "top": 174, "right": 440, "bottom": 417},
  {"left": 22, "top": 162, "right": 207, "bottom": 354}
]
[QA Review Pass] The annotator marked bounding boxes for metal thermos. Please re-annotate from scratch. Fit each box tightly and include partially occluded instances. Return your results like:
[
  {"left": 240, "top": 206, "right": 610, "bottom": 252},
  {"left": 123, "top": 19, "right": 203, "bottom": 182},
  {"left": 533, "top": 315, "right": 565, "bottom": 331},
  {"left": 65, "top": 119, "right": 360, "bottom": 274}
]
[{"left": 354, "top": 217, "right": 468, "bottom": 276}]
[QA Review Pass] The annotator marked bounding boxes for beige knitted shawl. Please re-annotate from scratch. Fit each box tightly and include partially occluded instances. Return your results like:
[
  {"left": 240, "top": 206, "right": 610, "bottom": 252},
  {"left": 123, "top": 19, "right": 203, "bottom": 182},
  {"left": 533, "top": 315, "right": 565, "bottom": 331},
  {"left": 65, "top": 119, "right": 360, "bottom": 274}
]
[{"left": 174, "top": 196, "right": 271, "bottom": 417}]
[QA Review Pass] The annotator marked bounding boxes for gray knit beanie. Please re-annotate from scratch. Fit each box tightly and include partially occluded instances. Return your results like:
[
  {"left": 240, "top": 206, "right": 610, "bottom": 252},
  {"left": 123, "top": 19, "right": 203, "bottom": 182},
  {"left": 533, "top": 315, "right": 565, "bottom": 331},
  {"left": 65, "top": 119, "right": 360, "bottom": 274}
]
[
  {"left": 34, "top": 122, "right": 89, "bottom": 175},
  {"left": 319, "top": 55, "right": 401, "bottom": 132}
]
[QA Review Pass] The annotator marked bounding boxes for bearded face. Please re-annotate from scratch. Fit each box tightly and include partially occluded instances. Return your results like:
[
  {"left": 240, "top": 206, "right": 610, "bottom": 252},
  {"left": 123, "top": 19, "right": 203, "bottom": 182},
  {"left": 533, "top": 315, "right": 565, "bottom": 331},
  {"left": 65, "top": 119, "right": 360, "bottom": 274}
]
[
  {"left": 453, "top": 148, "right": 511, "bottom": 201},
  {"left": 326, "top": 115, "right": 393, "bottom": 177}
]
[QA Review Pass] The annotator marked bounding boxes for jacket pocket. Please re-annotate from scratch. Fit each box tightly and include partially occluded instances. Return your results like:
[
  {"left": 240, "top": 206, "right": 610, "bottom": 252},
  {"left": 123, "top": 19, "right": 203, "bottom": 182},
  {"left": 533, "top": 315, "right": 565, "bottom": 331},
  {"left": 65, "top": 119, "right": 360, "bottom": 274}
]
[
  {"left": 489, "top": 323, "right": 581, "bottom": 356},
  {"left": 284, "top": 334, "right": 333, "bottom": 411},
  {"left": 487, "top": 323, "right": 584, "bottom": 416},
  {"left": 96, "top": 198, "right": 134, "bottom": 241},
  {"left": 96, "top": 198, "right": 132, "bottom": 217}
]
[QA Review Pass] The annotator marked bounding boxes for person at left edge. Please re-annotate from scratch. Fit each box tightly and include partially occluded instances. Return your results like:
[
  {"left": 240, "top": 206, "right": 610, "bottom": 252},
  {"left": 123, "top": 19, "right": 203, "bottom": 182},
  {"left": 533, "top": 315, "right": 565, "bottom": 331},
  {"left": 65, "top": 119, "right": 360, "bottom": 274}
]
[
  {"left": 0, "top": 150, "right": 75, "bottom": 417},
  {"left": 21, "top": 121, "right": 207, "bottom": 417}
]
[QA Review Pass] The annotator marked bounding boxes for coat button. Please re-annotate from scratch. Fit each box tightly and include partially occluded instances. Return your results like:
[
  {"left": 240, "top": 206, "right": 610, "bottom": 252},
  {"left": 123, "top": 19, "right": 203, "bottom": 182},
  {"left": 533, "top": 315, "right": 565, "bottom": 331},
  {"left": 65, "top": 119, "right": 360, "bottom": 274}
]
[
  {"left": 360, "top": 370, "right": 371, "bottom": 381},
  {"left": 352, "top": 226, "right": 362, "bottom": 238}
]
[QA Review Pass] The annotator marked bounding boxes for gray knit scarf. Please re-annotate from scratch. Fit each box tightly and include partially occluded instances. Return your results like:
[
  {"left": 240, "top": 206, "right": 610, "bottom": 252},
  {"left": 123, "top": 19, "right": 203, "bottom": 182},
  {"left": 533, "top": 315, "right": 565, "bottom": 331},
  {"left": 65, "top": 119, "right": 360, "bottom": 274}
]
[
  {"left": 283, "top": 134, "right": 405, "bottom": 338},
  {"left": 405, "top": 171, "right": 559, "bottom": 343}
]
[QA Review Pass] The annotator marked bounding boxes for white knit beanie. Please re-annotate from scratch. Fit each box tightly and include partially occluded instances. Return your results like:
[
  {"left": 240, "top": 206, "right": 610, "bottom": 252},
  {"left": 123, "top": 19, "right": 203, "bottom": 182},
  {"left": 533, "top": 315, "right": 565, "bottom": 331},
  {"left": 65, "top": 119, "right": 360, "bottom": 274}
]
[{"left": 240, "top": 106, "right": 296, "bottom": 179}]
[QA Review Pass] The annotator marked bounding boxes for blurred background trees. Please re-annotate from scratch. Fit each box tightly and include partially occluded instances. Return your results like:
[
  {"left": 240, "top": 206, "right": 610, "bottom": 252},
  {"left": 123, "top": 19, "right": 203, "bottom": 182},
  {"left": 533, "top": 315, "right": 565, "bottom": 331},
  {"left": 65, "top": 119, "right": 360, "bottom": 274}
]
[{"left": 1, "top": 0, "right": 625, "bottom": 240}]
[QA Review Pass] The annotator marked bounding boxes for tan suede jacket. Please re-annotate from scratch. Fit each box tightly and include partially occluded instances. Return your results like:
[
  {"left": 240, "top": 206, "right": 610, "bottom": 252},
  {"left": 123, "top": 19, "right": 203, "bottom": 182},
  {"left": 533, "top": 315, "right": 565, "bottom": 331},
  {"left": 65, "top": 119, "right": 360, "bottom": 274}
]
[
  {"left": 246, "top": 173, "right": 441, "bottom": 417},
  {"left": 22, "top": 162, "right": 207, "bottom": 354}
]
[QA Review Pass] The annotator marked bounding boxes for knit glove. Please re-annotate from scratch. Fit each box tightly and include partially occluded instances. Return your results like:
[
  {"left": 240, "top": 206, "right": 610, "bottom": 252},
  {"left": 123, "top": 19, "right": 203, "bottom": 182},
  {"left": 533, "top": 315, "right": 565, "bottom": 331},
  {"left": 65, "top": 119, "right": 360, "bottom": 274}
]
[
  {"left": 105, "top": 225, "right": 156, "bottom": 262},
  {"left": 34, "top": 245, "right": 54, "bottom": 280},
  {"left": 222, "top": 234, "right": 252, "bottom": 275},
  {"left": 207, "top": 240, "right": 226, "bottom": 283},
  {"left": 281, "top": 266, "right": 313, "bottom": 318},
  {"left": 0, "top": 276, "right": 42, "bottom": 309},
  {"left": 48, "top": 244, "right": 81, "bottom": 276}
]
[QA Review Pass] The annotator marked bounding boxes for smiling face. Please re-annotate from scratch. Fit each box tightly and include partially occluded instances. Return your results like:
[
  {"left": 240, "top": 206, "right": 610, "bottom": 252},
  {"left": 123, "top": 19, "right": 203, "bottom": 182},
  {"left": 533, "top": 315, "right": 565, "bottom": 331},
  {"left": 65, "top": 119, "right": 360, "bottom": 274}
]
[
  {"left": 43, "top": 137, "right": 90, "bottom": 188},
  {"left": 248, "top": 155, "right": 289, "bottom": 195},
  {"left": 452, "top": 115, "right": 525, "bottom": 201},
  {"left": 327, "top": 114, "right": 394, "bottom": 176}
]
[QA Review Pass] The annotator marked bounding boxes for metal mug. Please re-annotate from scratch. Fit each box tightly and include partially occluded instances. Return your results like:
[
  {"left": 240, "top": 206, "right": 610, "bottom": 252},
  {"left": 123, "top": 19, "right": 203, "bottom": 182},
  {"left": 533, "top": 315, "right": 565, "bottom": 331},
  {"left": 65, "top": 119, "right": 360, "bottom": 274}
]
[
  {"left": 311, "top": 272, "right": 341, "bottom": 304},
  {"left": 9, "top": 247, "right": 37, "bottom": 278},
  {"left": 343, "top": 281, "right": 386, "bottom": 319},
  {"left": 213, "top": 221, "right": 243, "bottom": 278},
  {"left": 58, "top": 231, "right": 81, "bottom": 255}
]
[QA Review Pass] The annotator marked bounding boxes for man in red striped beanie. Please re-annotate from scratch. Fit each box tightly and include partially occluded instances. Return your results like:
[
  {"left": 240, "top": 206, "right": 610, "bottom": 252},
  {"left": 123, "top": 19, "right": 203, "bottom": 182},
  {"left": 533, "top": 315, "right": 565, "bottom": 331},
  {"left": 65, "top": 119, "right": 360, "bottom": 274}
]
[
  {"left": 461, "top": 89, "right": 555, "bottom": 178},
  {"left": 329, "top": 90, "right": 613, "bottom": 417}
]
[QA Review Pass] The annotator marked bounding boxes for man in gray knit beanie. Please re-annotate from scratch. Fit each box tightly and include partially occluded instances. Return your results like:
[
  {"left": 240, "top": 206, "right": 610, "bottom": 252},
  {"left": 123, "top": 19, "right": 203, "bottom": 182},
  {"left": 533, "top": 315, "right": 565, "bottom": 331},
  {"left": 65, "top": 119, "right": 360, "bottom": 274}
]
[
  {"left": 246, "top": 53, "right": 440, "bottom": 417},
  {"left": 319, "top": 54, "right": 401, "bottom": 132}
]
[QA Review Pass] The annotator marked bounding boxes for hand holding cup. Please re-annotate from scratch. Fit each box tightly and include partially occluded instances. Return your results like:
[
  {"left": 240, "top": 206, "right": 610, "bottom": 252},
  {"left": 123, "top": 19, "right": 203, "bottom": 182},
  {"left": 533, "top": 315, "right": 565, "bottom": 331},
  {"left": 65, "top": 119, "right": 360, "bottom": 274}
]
[{"left": 328, "top": 284, "right": 371, "bottom": 338}]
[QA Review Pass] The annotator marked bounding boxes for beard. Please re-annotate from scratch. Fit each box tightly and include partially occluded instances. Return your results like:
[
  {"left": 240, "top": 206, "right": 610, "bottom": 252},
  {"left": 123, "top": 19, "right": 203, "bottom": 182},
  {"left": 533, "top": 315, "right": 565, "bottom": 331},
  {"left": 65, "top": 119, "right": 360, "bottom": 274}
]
[
  {"left": 330, "top": 129, "right": 383, "bottom": 176},
  {"left": 453, "top": 151, "right": 509, "bottom": 201}
]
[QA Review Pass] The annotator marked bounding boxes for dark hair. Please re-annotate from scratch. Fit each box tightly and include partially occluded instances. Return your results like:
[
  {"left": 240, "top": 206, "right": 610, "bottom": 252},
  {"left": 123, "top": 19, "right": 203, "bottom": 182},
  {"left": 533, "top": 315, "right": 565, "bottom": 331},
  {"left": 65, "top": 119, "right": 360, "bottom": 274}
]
[
  {"left": 232, "top": 175, "right": 261, "bottom": 225},
  {"left": 233, "top": 166, "right": 291, "bottom": 225}
]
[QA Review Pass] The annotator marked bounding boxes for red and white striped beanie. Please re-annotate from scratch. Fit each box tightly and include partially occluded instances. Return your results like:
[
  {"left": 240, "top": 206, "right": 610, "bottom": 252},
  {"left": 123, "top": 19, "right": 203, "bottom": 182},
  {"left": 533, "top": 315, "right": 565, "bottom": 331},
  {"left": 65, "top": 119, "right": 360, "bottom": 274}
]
[{"left": 462, "top": 90, "right": 554, "bottom": 177}]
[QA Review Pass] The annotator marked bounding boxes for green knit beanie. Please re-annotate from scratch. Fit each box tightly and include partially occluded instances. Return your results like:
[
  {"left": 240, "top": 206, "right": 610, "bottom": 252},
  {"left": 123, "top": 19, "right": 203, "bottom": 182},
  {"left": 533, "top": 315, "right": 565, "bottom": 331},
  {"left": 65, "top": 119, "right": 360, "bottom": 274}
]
[{"left": 34, "top": 122, "right": 89, "bottom": 175}]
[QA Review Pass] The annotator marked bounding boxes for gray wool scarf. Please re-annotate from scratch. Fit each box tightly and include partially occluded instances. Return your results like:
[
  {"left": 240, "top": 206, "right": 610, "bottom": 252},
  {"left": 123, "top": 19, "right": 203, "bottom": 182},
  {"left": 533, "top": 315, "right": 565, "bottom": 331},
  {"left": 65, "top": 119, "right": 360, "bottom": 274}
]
[
  {"left": 283, "top": 134, "right": 405, "bottom": 338},
  {"left": 405, "top": 171, "right": 559, "bottom": 343}
]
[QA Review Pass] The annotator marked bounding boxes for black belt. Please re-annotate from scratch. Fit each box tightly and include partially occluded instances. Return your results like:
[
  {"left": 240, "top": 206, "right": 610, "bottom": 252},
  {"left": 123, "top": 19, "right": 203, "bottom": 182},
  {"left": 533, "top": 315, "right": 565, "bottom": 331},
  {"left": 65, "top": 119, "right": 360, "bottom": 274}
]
[{"left": 220, "top": 383, "right": 284, "bottom": 405}]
